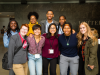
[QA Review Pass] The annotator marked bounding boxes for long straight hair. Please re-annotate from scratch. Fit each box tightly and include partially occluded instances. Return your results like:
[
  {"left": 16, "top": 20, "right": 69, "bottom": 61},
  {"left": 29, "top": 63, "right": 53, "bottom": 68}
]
[{"left": 46, "top": 23, "right": 58, "bottom": 38}]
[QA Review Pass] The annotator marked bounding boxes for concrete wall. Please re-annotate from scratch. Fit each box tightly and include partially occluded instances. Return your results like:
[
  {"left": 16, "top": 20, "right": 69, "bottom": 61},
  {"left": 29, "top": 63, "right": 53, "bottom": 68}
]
[{"left": 0, "top": 3, "right": 100, "bottom": 35}]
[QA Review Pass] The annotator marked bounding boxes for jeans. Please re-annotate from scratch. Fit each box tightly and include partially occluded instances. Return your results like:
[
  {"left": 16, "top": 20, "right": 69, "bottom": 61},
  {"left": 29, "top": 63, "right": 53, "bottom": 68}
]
[{"left": 28, "top": 53, "right": 42, "bottom": 75}]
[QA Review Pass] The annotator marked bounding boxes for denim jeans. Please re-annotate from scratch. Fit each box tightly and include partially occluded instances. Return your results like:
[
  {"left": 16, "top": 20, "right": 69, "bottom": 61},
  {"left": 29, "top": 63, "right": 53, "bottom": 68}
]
[{"left": 28, "top": 53, "right": 42, "bottom": 75}]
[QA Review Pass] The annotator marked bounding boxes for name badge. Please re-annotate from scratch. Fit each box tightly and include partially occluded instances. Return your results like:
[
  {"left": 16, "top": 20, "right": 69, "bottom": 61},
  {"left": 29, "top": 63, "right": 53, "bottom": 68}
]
[
  {"left": 35, "top": 54, "right": 40, "bottom": 58},
  {"left": 48, "top": 49, "right": 54, "bottom": 54}
]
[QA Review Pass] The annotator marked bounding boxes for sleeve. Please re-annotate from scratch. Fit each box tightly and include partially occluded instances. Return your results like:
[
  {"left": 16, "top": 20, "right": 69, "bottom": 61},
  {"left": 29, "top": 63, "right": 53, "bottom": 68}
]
[
  {"left": 40, "top": 22, "right": 44, "bottom": 34},
  {"left": 88, "top": 40, "right": 98, "bottom": 65},
  {"left": 3, "top": 33, "right": 9, "bottom": 48},
  {"left": 8, "top": 37, "right": 16, "bottom": 68},
  {"left": 58, "top": 37, "right": 61, "bottom": 51}
]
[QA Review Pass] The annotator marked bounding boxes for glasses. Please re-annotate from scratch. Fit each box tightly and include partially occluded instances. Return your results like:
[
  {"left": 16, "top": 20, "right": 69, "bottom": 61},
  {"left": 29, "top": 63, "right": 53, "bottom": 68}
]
[
  {"left": 21, "top": 28, "right": 28, "bottom": 31},
  {"left": 50, "top": 28, "right": 56, "bottom": 30}
]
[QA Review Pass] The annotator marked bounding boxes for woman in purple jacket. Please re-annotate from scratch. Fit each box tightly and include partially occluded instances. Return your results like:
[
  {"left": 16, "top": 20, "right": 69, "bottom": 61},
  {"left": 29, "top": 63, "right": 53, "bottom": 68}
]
[{"left": 42, "top": 23, "right": 60, "bottom": 75}]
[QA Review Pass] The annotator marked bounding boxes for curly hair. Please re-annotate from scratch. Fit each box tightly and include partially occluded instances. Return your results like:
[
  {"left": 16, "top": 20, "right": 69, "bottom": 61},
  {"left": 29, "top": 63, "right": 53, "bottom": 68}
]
[
  {"left": 27, "top": 12, "right": 39, "bottom": 20},
  {"left": 7, "top": 20, "right": 20, "bottom": 38}
]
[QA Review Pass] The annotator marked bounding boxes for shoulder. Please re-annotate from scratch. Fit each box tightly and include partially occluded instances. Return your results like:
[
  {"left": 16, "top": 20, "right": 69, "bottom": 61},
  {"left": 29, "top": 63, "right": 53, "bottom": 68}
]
[
  {"left": 42, "top": 33, "right": 47, "bottom": 37},
  {"left": 10, "top": 34, "right": 19, "bottom": 40},
  {"left": 53, "top": 20, "right": 58, "bottom": 25},
  {"left": 40, "top": 20, "right": 46, "bottom": 23},
  {"left": 58, "top": 34, "right": 64, "bottom": 39},
  {"left": 4, "top": 32, "right": 7, "bottom": 35},
  {"left": 41, "top": 35, "right": 45, "bottom": 40}
]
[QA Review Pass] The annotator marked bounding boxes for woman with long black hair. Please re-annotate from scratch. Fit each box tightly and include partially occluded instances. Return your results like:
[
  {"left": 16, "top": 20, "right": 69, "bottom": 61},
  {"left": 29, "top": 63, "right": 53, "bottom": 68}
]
[
  {"left": 42, "top": 23, "right": 60, "bottom": 75},
  {"left": 3, "top": 19, "right": 20, "bottom": 75}
]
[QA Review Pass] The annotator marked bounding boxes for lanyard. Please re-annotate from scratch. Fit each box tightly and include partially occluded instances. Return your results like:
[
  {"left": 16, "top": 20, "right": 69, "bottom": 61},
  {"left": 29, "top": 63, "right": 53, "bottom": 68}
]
[
  {"left": 49, "top": 39, "right": 55, "bottom": 49},
  {"left": 33, "top": 36, "right": 40, "bottom": 53}
]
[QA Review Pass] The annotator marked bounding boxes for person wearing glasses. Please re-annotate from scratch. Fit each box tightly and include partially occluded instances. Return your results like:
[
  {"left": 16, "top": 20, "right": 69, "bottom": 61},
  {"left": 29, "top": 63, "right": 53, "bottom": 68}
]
[
  {"left": 8, "top": 24, "right": 29, "bottom": 75},
  {"left": 42, "top": 23, "right": 59, "bottom": 75}
]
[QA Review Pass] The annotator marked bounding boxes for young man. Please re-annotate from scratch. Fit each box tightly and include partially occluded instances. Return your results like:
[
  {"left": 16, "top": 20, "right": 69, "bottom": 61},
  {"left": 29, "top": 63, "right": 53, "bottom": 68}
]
[{"left": 40, "top": 10, "right": 58, "bottom": 34}]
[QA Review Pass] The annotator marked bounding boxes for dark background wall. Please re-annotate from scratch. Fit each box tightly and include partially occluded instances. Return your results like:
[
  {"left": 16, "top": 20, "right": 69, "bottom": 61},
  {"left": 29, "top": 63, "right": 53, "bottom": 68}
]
[{"left": 0, "top": 3, "right": 100, "bottom": 36}]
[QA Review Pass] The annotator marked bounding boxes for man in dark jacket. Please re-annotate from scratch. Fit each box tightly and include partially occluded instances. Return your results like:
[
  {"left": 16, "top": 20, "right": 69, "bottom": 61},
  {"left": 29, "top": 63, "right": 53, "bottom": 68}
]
[{"left": 40, "top": 10, "right": 58, "bottom": 34}]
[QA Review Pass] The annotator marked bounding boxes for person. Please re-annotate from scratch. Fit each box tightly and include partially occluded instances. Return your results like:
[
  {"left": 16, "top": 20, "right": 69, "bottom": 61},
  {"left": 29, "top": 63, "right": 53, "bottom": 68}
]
[
  {"left": 40, "top": 10, "right": 58, "bottom": 34},
  {"left": 27, "top": 24, "right": 45, "bottom": 75},
  {"left": 3, "top": 20, "right": 20, "bottom": 75},
  {"left": 58, "top": 15, "right": 66, "bottom": 34},
  {"left": 59, "top": 22, "right": 79, "bottom": 75},
  {"left": 58, "top": 15, "right": 75, "bottom": 35},
  {"left": 77, "top": 22, "right": 98, "bottom": 75},
  {"left": 27, "top": 12, "right": 39, "bottom": 36},
  {"left": 42, "top": 23, "right": 59, "bottom": 75},
  {"left": 1, "top": 26, "right": 6, "bottom": 36},
  {"left": 8, "top": 24, "right": 29, "bottom": 75}
]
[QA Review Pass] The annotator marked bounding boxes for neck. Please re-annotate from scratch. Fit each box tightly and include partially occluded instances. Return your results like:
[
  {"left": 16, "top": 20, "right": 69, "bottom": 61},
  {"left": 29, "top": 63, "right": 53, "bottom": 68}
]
[
  {"left": 20, "top": 33, "right": 25, "bottom": 38},
  {"left": 47, "top": 19, "right": 53, "bottom": 23},
  {"left": 34, "top": 35, "right": 40, "bottom": 39},
  {"left": 51, "top": 33, "right": 54, "bottom": 36},
  {"left": 64, "top": 33, "right": 71, "bottom": 36},
  {"left": 60, "top": 25, "right": 63, "bottom": 28}
]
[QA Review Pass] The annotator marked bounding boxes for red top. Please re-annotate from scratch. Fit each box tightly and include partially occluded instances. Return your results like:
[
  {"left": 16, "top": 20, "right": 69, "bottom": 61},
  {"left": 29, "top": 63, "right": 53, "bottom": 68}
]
[
  {"left": 19, "top": 32, "right": 27, "bottom": 49},
  {"left": 42, "top": 33, "right": 60, "bottom": 58}
]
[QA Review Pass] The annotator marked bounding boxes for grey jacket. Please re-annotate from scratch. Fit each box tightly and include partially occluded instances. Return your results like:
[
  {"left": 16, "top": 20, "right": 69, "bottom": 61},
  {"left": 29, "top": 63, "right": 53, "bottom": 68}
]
[
  {"left": 8, "top": 34, "right": 28, "bottom": 68},
  {"left": 40, "top": 20, "right": 58, "bottom": 34}
]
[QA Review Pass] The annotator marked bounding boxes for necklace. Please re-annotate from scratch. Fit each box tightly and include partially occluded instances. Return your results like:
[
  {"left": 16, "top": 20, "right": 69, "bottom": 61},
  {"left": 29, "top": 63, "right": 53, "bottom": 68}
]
[{"left": 65, "top": 35, "right": 70, "bottom": 46}]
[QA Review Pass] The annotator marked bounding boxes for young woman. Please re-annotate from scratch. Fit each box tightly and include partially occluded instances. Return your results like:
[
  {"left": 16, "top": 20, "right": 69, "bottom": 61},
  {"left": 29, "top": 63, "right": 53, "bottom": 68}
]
[
  {"left": 27, "top": 24, "right": 45, "bottom": 75},
  {"left": 8, "top": 24, "right": 29, "bottom": 75},
  {"left": 77, "top": 22, "right": 98, "bottom": 75},
  {"left": 42, "top": 23, "right": 59, "bottom": 75},
  {"left": 59, "top": 22, "right": 79, "bottom": 75},
  {"left": 27, "top": 12, "right": 40, "bottom": 36},
  {"left": 3, "top": 19, "right": 20, "bottom": 75}
]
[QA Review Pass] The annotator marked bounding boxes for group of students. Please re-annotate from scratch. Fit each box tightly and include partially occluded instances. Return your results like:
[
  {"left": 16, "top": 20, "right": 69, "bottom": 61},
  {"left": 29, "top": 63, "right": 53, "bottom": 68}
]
[{"left": 3, "top": 10, "right": 98, "bottom": 75}]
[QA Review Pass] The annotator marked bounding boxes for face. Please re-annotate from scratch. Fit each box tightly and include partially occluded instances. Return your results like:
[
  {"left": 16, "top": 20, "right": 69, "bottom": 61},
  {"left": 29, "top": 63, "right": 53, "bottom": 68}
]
[
  {"left": 10, "top": 21, "right": 17, "bottom": 31},
  {"left": 49, "top": 25, "right": 56, "bottom": 34},
  {"left": 63, "top": 24, "right": 71, "bottom": 36},
  {"left": 46, "top": 11, "right": 54, "bottom": 20},
  {"left": 30, "top": 15, "right": 37, "bottom": 24},
  {"left": 33, "top": 28, "right": 41, "bottom": 36},
  {"left": 20, "top": 26, "right": 28, "bottom": 36},
  {"left": 80, "top": 24, "right": 87, "bottom": 34},
  {"left": 59, "top": 16, "right": 66, "bottom": 26}
]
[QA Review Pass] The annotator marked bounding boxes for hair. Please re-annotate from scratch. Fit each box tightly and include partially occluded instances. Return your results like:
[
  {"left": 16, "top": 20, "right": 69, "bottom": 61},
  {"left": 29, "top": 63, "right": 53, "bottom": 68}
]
[
  {"left": 77, "top": 22, "right": 98, "bottom": 47},
  {"left": 7, "top": 20, "right": 20, "bottom": 38},
  {"left": 27, "top": 12, "right": 39, "bottom": 20},
  {"left": 20, "top": 24, "right": 29, "bottom": 30},
  {"left": 32, "top": 24, "right": 41, "bottom": 31},
  {"left": 46, "top": 23, "right": 58, "bottom": 38},
  {"left": 3, "top": 26, "right": 5, "bottom": 28},
  {"left": 62, "top": 22, "right": 72, "bottom": 33},
  {"left": 91, "top": 28, "right": 99, "bottom": 38},
  {"left": 59, "top": 15, "right": 66, "bottom": 19},
  {"left": 46, "top": 10, "right": 54, "bottom": 14}
]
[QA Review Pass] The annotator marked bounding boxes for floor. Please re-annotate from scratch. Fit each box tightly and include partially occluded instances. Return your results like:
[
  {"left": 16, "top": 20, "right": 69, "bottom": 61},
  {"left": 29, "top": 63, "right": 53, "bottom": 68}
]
[{"left": 0, "top": 37, "right": 60, "bottom": 75}]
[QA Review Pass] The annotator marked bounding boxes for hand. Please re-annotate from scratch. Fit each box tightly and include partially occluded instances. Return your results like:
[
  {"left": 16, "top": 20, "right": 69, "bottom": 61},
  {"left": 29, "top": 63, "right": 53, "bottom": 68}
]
[
  {"left": 72, "top": 29, "right": 75, "bottom": 34},
  {"left": 29, "top": 34, "right": 32, "bottom": 37},
  {"left": 88, "top": 65, "right": 94, "bottom": 70}
]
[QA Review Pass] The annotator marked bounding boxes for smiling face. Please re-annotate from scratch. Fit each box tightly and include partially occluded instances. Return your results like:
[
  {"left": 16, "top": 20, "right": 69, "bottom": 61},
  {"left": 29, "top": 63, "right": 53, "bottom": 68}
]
[
  {"left": 30, "top": 15, "right": 37, "bottom": 24},
  {"left": 49, "top": 25, "right": 56, "bottom": 35},
  {"left": 33, "top": 28, "right": 41, "bottom": 36},
  {"left": 46, "top": 11, "right": 54, "bottom": 20},
  {"left": 63, "top": 24, "right": 71, "bottom": 36},
  {"left": 80, "top": 24, "right": 87, "bottom": 34},
  {"left": 59, "top": 16, "right": 66, "bottom": 26},
  {"left": 10, "top": 21, "right": 17, "bottom": 31},
  {"left": 20, "top": 26, "right": 28, "bottom": 36}
]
